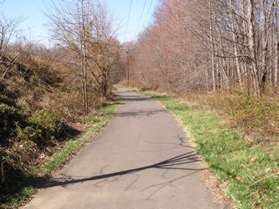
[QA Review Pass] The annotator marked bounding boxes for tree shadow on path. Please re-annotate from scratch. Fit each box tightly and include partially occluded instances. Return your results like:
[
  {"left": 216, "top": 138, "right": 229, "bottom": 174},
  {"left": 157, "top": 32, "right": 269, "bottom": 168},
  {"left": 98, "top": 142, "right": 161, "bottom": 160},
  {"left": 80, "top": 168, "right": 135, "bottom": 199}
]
[{"left": 38, "top": 151, "right": 207, "bottom": 189}]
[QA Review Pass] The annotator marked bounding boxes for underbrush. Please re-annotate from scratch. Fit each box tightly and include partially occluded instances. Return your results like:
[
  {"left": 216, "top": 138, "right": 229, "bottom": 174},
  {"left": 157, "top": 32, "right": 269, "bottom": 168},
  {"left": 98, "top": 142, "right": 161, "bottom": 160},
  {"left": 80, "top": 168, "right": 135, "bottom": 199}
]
[
  {"left": 0, "top": 94, "right": 117, "bottom": 209},
  {"left": 47, "top": 90, "right": 108, "bottom": 122},
  {"left": 0, "top": 41, "right": 118, "bottom": 208},
  {"left": 153, "top": 95, "right": 279, "bottom": 209},
  {"left": 0, "top": 92, "right": 69, "bottom": 202},
  {"left": 182, "top": 92, "right": 279, "bottom": 154}
]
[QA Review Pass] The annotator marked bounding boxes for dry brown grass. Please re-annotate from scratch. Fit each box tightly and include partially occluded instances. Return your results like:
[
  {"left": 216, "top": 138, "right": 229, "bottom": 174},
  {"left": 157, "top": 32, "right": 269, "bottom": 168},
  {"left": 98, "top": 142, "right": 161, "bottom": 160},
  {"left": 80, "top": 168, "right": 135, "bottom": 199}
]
[{"left": 181, "top": 92, "right": 279, "bottom": 155}]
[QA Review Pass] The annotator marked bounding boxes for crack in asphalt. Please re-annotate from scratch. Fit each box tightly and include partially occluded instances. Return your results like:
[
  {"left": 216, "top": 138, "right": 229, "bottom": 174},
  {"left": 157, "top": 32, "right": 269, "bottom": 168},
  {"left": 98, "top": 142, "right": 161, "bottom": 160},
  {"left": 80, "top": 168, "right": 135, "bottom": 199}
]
[
  {"left": 142, "top": 171, "right": 199, "bottom": 200},
  {"left": 124, "top": 173, "right": 140, "bottom": 191}
]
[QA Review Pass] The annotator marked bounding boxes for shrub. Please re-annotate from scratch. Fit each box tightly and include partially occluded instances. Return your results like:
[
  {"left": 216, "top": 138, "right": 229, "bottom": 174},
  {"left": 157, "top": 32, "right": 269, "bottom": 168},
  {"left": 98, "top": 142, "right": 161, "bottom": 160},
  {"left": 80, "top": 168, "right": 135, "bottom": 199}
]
[
  {"left": 48, "top": 89, "right": 109, "bottom": 122},
  {"left": 30, "top": 109, "right": 66, "bottom": 140},
  {"left": 0, "top": 103, "right": 25, "bottom": 143},
  {"left": 47, "top": 91, "right": 83, "bottom": 122},
  {"left": 16, "top": 98, "right": 32, "bottom": 114},
  {"left": 7, "top": 139, "right": 38, "bottom": 171},
  {"left": 0, "top": 94, "right": 15, "bottom": 106},
  {"left": 184, "top": 92, "right": 279, "bottom": 139},
  {"left": 0, "top": 139, "right": 38, "bottom": 195},
  {"left": 16, "top": 126, "right": 42, "bottom": 144}
]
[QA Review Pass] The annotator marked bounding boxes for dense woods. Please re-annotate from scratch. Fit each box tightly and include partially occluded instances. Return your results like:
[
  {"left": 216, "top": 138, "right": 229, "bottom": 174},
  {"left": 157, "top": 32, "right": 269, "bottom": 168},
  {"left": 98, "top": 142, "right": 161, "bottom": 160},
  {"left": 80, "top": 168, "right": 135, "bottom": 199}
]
[{"left": 129, "top": 0, "right": 279, "bottom": 96}]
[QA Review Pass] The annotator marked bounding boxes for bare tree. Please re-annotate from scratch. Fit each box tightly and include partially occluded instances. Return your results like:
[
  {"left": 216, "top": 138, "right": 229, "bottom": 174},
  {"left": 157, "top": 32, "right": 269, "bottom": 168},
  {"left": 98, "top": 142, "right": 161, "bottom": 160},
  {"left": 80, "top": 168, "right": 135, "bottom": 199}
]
[
  {"left": 128, "top": 0, "right": 279, "bottom": 96},
  {"left": 0, "top": 17, "right": 20, "bottom": 80},
  {"left": 48, "top": 0, "right": 117, "bottom": 113}
]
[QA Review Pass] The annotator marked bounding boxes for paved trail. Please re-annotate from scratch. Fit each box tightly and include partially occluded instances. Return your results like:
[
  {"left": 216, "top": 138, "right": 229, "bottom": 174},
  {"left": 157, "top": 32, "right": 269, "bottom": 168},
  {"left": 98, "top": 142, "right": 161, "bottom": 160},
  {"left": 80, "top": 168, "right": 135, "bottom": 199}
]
[{"left": 23, "top": 89, "right": 227, "bottom": 209}]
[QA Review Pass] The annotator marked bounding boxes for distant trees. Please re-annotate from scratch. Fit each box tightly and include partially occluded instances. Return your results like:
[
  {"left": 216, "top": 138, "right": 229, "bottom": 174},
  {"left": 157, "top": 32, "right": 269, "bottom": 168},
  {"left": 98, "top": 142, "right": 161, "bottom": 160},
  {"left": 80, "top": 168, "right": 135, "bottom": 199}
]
[{"left": 129, "top": 0, "right": 279, "bottom": 96}]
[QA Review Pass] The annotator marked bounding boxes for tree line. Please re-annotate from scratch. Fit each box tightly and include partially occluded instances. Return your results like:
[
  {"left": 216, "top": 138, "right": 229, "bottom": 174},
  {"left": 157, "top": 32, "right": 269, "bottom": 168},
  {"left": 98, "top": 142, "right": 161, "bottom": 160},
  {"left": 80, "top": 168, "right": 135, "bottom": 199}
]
[{"left": 128, "top": 0, "right": 279, "bottom": 96}]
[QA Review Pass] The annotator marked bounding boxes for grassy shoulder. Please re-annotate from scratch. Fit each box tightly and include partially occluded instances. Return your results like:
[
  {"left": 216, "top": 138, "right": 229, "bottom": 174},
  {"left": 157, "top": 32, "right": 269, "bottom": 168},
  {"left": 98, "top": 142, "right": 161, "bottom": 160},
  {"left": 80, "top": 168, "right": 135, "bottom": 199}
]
[
  {"left": 153, "top": 95, "right": 279, "bottom": 209},
  {"left": 1, "top": 104, "right": 117, "bottom": 209}
]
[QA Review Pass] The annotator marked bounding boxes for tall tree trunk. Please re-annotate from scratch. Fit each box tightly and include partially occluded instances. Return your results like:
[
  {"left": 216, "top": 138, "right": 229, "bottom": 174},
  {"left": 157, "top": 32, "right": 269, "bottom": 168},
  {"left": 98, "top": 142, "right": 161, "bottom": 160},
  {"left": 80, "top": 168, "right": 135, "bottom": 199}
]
[
  {"left": 274, "top": 6, "right": 279, "bottom": 89},
  {"left": 259, "top": 0, "right": 268, "bottom": 95},
  {"left": 80, "top": 0, "right": 89, "bottom": 114},
  {"left": 209, "top": 0, "right": 216, "bottom": 92},
  {"left": 247, "top": 0, "right": 260, "bottom": 96},
  {"left": 230, "top": 0, "right": 243, "bottom": 91}
]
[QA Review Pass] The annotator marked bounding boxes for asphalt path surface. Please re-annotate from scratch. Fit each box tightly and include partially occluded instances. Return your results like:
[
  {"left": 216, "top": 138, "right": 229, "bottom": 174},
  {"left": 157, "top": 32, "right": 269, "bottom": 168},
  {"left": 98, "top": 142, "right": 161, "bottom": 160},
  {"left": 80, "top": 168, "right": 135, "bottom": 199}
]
[{"left": 22, "top": 89, "right": 227, "bottom": 209}]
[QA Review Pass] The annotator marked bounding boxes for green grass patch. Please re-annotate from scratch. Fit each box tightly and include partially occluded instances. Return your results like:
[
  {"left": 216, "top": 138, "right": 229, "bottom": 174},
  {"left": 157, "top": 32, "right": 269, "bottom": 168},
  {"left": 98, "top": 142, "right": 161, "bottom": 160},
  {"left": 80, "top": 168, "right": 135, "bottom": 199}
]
[
  {"left": 1, "top": 104, "right": 117, "bottom": 209},
  {"left": 154, "top": 95, "right": 279, "bottom": 209}
]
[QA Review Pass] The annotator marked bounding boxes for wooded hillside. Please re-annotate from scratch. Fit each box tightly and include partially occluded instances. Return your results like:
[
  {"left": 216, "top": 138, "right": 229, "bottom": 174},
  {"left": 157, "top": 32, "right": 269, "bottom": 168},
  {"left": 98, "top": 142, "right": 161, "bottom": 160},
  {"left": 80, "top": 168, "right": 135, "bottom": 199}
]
[{"left": 0, "top": 0, "right": 124, "bottom": 205}]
